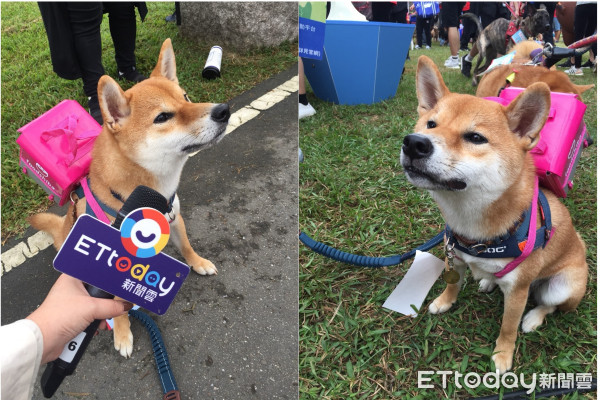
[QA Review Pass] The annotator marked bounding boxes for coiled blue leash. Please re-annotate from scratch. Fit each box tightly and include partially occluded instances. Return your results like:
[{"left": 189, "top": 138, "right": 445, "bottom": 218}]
[
  {"left": 129, "top": 309, "right": 180, "bottom": 400},
  {"left": 299, "top": 149, "right": 445, "bottom": 267},
  {"left": 299, "top": 230, "right": 445, "bottom": 267}
]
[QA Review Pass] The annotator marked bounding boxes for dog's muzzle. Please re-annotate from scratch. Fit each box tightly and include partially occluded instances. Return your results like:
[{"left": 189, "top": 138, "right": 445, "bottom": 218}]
[
  {"left": 402, "top": 134, "right": 433, "bottom": 160},
  {"left": 211, "top": 103, "right": 230, "bottom": 123},
  {"left": 401, "top": 133, "right": 467, "bottom": 191}
]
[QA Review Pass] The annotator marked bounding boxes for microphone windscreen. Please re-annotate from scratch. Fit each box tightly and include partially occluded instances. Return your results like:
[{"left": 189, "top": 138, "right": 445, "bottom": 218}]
[{"left": 113, "top": 186, "right": 169, "bottom": 228}]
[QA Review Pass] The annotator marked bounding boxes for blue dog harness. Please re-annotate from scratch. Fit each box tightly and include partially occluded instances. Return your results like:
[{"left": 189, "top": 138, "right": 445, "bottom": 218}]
[{"left": 446, "top": 186, "right": 553, "bottom": 276}]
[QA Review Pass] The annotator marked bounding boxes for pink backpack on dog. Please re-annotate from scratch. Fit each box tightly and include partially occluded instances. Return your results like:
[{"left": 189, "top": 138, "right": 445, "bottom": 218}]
[
  {"left": 16, "top": 100, "right": 102, "bottom": 206},
  {"left": 486, "top": 87, "right": 590, "bottom": 198}
]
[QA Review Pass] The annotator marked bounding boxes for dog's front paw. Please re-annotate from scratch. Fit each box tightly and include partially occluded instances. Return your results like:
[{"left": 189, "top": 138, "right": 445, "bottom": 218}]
[
  {"left": 491, "top": 346, "right": 514, "bottom": 375},
  {"left": 429, "top": 295, "right": 454, "bottom": 314},
  {"left": 478, "top": 279, "right": 497, "bottom": 293},
  {"left": 191, "top": 257, "right": 218, "bottom": 276},
  {"left": 114, "top": 328, "right": 134, "bottom": 358}
]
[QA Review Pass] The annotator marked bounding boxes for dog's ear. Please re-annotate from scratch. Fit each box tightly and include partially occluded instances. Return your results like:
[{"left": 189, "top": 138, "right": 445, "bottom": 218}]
[
  {"left": 504, "top": 82, "right": 550, "bottom": 150},
  {"left": 526, "top": 3, "right": 537, "bottom": 16},
  {"left": 98, "top": 75, "right": 131, "bottom": 133},
  {"left": 151, "top": 38, "right": 178, "bottom": 84},
  {"left": 416, "top": 56, "right": 450, "bottom": 115}
]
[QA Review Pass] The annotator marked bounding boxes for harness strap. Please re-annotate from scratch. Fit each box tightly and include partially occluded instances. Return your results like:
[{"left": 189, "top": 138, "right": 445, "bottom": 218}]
[
  {"left": 503, "top": 2, "right": 522, "bottom": 19},
  {"left": 505, "top": 21, "right": 518, "bottom": 47},
  {"left": 495, "top": 178, "right": 542, "bottom": 278},
  {"left": 74, "top": 178, "right": 177, "bottom": 224},
  {"left": 80, "top": 178, "right": 112, "bottom": 224}
]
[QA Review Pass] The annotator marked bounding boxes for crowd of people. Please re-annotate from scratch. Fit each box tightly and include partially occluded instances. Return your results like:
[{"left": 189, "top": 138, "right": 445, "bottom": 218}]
[{"left": 299, "top": 1, "right": 596, "bottom": 118}]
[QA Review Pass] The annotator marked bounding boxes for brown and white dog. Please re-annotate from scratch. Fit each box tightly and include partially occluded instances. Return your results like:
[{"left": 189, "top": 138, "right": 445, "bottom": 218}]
[
  {"left": 30, "top": 39, "right": 230, "bottom": 357},
  {"left": 401, "top": 56, "right": 587, "bottom": 373},
  {"left": 476, "top": 63, "right": 595, "bottom": 101}
]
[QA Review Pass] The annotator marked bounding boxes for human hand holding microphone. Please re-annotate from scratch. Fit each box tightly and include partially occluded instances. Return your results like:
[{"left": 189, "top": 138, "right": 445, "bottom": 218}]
[{"left": 0, "top": 186, "right": 170, "bottom": 399}]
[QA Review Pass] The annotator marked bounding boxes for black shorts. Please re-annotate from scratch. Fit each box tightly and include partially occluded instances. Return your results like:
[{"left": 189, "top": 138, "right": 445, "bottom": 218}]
[{"left": 440, "top": 2, "right": 465, "bottom": 28}]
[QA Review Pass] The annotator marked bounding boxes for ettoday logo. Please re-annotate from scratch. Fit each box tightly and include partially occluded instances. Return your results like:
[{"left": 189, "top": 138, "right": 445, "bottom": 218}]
[
  {"left": 54, "top": 213, "right": 189, "bottom": 315},
  {"left": 120, "top": 208, "right": 170, "bottom": 258}
]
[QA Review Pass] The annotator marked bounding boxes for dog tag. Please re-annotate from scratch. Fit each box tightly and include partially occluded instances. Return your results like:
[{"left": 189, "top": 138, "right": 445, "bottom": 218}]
[{"left": 443, "top": 268, "right": 460, "bottom": 284}]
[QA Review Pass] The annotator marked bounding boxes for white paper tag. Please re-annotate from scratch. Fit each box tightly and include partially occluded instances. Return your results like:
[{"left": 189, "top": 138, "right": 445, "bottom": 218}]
[{"left": 382, "top": 251, "right": 445, "bottom": 317}]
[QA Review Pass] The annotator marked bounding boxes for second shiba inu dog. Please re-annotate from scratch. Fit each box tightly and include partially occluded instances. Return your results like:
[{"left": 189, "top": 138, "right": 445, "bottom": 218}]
[
  {"left": 31, "top": 39, "right": 231, "bottom": 357},
  {"left": 401, "top": 56, "right": 587, "bottom": 373}
]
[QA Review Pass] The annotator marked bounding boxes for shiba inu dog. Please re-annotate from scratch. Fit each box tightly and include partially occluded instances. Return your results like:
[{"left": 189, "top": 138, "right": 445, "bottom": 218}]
[
  {"left": 400, "top": 56, "right": 587, "bottom": 373},
  {"left": 30, "top": 39, "right": 230, "bottom": 357},
  {"left": 476, "top": 63, "right": 594, "bottom": 101}
]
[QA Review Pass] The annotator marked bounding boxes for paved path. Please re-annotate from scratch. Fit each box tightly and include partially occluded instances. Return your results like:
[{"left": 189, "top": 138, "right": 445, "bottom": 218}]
[{"left": 1, "top": 64, "right": 299, "bottom": 400}]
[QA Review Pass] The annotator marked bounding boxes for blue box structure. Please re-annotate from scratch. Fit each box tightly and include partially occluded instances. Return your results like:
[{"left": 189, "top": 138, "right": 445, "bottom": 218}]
[{"left": 302, "top": 20, "right": 414, "bottom": 105}]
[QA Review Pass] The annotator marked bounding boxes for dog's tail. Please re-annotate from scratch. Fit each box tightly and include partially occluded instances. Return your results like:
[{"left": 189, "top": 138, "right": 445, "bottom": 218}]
[
  {"left": 459, "top": 12, "right": 483, "bottom": 36},
  {"left": 28, "top": 212, "right": 70, "bottom": 250},
  {"left": 576, "top": 83, "right": 595, "bottom": 94}
]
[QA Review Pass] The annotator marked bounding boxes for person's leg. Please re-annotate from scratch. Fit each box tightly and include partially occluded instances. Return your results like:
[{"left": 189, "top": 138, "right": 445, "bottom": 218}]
[
  {"left": 448, "top": 27, "right": 459, "bottom": 57},
  {"left": 65, "top": 3, "right": 104, "bottom": 97},
  {"left": 572, "top": 4, "right": 586, "bottom": 70},
  {"left": 299, "top": 57, "right": 306, "bottom": 98},
  {"left": 424, "top": 17, "right": 432, "bottom": 47},
  {"left": 583, "top": 3, "right": 597, "bottom": 62},
  {"left": 460, "top": 17, "right": 474, "bottom": 50},
  {"left": 416, "top": 17, "right": 424, "bottom": 47},
  {"left": 65, "top": 2, "right": 104, "bottom": 123},
  {"left": 104, "top": 2, "right": 145, "bottom": 82},
  {"left": 461, "top": 42, "right": 478, "bottom": 77},
  {"left": 298, "top": 57, "right": 315, "bottom": 119},
  {"left": 441, "top": 2, "right": 464, "bottom": 67}
]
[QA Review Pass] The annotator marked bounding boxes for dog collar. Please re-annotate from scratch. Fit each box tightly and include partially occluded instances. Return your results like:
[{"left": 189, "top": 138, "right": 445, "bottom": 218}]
[
  {"left": 445, "top": 180, "right": 553, "bottom": 277},
  {"left": 75, "top": 178, "right": 177, "bottom": 223}
]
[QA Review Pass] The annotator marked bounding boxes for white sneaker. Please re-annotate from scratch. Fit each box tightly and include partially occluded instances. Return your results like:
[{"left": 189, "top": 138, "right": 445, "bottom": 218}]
[
  {"left": 565, "top": 66, "right": 584, "bottom": 76},
  {"left": 299, "top": 102, "right": 316, "bottom": 119},
  {"left": 425, "top": 45, "right": 431, "bottom": 50},
  {"left": 415, "top": 45, "right": 421, "bottom": 50},
  {"left": 444, "top": 56, "right": 460, "bottom": 69}
]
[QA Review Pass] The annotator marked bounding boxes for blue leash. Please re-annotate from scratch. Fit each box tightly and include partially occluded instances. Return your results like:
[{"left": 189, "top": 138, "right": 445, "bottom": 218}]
[
  {"left": 129, "top": 309, "right": 180, "bottom": 400},
  {"left": 299, "top": 230, "right": 445, "bottom": 267}
]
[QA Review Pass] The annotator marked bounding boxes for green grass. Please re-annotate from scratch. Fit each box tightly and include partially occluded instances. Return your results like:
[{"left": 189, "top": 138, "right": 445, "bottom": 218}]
[
  {"left": 299, "top": 43, "right": 596, "bottom": 399},
  {"left": 1, "top": 2, "right": 297, "bottom": 241}
]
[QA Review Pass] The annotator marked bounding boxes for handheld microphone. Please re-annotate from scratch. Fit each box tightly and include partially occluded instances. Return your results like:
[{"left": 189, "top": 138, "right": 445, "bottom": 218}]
[{"left": 41, "top": 186, "right": 168, "bottom": 398}]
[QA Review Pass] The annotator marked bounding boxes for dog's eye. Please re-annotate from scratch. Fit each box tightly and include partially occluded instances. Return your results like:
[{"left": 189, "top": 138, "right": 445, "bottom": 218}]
[
  {"left": 427, "top": 120, "right": 436, "bottom": 129},
  {"left": 183, "top": 93, "right": 191, "bottom": 102},
  {"left": 464, "top": 132, "right": 488, "bottom": 144},
  {"left": 154, "top": 112, "right": 174, "bottom": 124}
]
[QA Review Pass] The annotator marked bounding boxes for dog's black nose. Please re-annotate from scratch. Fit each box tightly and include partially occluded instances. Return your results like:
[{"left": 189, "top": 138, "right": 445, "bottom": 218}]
[
  {"left": 211, "top": 103, "right": 230, "bottom": 123},
  {"left": 403, "top": 134, "right": 433, "bottom": 159},
  {"left": 545, "top": 24, "right": 551, "bottom": 31}
]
